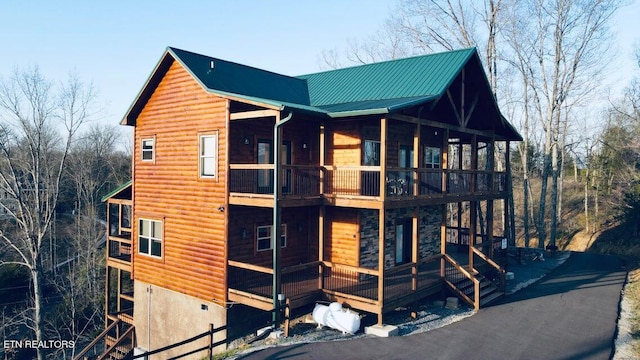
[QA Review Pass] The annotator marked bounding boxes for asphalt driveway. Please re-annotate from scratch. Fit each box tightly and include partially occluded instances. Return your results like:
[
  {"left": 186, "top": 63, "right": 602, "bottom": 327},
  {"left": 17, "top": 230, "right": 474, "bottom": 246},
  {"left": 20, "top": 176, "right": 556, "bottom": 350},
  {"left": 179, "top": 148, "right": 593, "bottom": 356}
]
[{"left": 238, "top": 252, "right": 627, "bottom": 360}]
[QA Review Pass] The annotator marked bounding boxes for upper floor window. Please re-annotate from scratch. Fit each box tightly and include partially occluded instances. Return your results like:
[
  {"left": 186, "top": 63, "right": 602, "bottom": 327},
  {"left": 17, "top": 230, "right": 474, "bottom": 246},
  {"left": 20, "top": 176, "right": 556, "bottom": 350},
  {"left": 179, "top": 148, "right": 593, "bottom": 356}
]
[
  {"left": 256, "top": 224, "right": 287, "bottom": 252},
  {"left": 138, "top": 218, "right": 162, "bottom": 258},
  {"left": 199, "top": 133, "right": 218, "bottom": 178},
  {"left": 363, "top": 140, "right": 380, "bottom": 166},
  {"left": 141, "top": 138, "right": 155, "bottom": 162},
  {"left": 424, "top": 146, "right": 441, "bottom": 168}
]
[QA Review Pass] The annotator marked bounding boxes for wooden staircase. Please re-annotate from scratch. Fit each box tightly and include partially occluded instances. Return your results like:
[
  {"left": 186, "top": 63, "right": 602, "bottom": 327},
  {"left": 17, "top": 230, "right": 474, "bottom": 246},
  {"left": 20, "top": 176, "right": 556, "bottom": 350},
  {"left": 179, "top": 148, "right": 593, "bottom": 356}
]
[
  {"left": 442, "top": 247, "right": 506, "bottom": 310},
  {"left": 74, "top": 319, "right": 135, "bottom": 360},
  {"left": 453, "top": 272, "right": 504, "bottom": 307}
]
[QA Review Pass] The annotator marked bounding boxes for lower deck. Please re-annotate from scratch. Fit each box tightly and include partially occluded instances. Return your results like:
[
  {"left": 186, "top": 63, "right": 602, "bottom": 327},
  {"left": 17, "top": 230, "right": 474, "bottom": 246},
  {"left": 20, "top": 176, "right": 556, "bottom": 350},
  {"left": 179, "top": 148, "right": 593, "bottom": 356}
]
[
  {"left": 227, "top": 237, "right": 507, "bottom": 323},
  {"left": 228, "top": 255, "right": 443, "bottom": 319}
]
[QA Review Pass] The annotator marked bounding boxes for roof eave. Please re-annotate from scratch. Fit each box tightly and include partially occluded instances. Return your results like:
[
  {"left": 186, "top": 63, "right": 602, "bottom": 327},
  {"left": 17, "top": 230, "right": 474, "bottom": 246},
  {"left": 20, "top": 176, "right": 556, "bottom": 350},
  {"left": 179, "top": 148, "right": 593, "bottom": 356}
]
[{"left": 101, "top": 180, "right": 132, "bottom": 202}]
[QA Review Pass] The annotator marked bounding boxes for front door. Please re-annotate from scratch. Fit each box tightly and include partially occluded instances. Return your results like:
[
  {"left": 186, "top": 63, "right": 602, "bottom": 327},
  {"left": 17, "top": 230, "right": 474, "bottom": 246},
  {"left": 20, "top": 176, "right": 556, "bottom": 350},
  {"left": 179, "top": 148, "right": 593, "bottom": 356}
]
[{"left": 395, "top": 219, "right": 412, "bottom": 264}]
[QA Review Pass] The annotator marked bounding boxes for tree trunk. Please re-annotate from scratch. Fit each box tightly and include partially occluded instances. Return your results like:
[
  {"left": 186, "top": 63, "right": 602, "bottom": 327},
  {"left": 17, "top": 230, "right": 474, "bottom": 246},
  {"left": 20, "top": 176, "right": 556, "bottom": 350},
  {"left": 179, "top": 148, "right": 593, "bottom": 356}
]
[
  {"left": 538, "top": 152, "right": 551, "bottom": 249},
  {"left": 549, "top": 143, "right": 559, "bottom": 248},
  {"left": 523, "top": 175, "right": 531, "bottom": 247},
  {"left": 31, "top": 265, "right": 45, "bottom": 360},
  {"left": 584, "top": 166, "right": 589, "bottom": 233}
]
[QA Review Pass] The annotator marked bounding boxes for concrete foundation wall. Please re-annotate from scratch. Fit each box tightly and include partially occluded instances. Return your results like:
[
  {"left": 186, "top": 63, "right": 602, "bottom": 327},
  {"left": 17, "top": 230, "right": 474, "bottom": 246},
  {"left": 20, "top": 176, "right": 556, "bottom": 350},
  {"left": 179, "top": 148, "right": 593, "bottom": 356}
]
[{"left": 134, "top": 281, "right": 227, "bottom": 359}]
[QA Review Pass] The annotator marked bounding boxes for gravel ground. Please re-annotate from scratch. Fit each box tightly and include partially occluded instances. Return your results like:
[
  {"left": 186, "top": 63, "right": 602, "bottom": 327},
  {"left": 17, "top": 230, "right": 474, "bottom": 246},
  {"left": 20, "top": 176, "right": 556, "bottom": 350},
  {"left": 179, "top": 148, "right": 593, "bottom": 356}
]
[
  {"left": 228, "top": 250, "right": 634, "bottom": 359},
  {"left": 614, "top": 273, "right": 635, "bottom": 360}
]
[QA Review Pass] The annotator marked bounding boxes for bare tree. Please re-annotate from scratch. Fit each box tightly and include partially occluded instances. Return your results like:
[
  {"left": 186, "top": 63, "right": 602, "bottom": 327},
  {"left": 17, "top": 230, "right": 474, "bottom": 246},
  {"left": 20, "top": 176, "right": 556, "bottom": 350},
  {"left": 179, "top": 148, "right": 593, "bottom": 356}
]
[
  {"left": 521, "top": 0, "right": 622, "bottom": 249},
  {"left": 0, "top": 67, "right": 95, "bottom": 360}
]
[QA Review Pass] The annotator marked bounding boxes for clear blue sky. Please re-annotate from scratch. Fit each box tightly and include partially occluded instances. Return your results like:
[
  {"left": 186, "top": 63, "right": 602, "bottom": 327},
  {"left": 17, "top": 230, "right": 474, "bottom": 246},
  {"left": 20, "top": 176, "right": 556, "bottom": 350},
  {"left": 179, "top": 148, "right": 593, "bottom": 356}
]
[{"left": 0, "top": 0, "right": 638, "bottom": 129}]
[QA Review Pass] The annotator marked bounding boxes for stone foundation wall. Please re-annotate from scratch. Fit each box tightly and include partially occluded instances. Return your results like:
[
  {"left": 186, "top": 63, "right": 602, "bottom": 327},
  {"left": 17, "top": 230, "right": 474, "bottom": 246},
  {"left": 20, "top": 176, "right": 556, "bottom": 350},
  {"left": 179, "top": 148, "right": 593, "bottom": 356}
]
[
  {"left": 358, "top": 205, "right": 444, "bottom": 270},
  {"left": 359, "top": 209, "right": 379, "bottom": 269}
]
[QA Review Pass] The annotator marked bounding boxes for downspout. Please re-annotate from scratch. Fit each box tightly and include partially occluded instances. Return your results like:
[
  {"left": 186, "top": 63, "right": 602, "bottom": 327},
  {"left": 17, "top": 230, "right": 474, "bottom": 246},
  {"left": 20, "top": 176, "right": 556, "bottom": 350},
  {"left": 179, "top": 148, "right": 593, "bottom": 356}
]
[{"left": 273, "top": 111, "right": 293, "bottom": 328}]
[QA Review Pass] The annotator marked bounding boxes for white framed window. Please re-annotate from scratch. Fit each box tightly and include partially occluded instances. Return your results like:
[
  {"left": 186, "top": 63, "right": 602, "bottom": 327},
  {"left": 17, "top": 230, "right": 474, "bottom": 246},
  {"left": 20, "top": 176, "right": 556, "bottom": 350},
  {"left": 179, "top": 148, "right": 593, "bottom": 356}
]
[
  {"left": 199, "top": 133, "right": 218, "bottom": 178},
  {"left": 424, "top": 146, "right": 441, "bottom": 168},
  {"left": 138, "top": 218, "right": 163, "bottom": 258},
  {"left": 141, "top": 138, "right": 155, "bottom": 162},
  {"left": 256, "top": 224, "right": 287, "bottom": 252}
]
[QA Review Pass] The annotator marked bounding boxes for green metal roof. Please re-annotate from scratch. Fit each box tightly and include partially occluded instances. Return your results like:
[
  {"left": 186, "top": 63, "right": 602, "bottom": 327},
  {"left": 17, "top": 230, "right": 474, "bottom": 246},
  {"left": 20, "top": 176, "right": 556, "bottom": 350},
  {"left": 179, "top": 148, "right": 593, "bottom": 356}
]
[
  {"left": 101, "top": 180, "right": 132, "bottom": 203},
  {"left": 166, "top": 47, "right": 474, "bottom": 117},
  {"left": 169, "top": 48, "right": 311, "bottom": 106},
  {"left": 297, "top": 48, "right": 474, "bottom": 107},
  {"left": 123, "top": 46, "right": 521, "bottom": 140}
]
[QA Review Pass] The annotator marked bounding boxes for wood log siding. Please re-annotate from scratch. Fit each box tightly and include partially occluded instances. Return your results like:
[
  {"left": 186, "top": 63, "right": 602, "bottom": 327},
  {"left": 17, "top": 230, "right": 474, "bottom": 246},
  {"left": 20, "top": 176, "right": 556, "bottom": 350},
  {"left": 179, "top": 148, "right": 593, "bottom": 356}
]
[
  {"left": 227, "top": 206, "right": 318, "bottom": 267},
  {"left": 133, "top": 60, "right": 228, "bottom": 303},
  {"left": 326, "top": 122, "right": 362, "bottom": 166},
  {"left": 228, "top": 118, "right": 319, "bottom": 165},
  {"left": 324, "top": 208, "right": 359, "bottom": 267}
]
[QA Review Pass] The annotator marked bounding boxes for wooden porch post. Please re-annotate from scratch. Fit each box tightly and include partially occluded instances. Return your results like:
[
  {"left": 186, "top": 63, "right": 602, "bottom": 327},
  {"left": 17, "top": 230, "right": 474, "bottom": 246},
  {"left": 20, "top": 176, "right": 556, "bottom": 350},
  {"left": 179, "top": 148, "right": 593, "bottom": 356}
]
[
  {"left": 105, "top": 267, "right": 111, "bottom": 326},
  {"left": 378, "top": 208, "right": 385, "bottom": 325},
  {"left": 457, "top": 141, "right": 463, "bottom": 246},
  {"left": 469, "top": 135, "right": 477, "bottom": 270},
  {"left": 318, "top": 206, "right": 325, "bottom": 290},
  {"left": 412, "top": 207, "right": 419, "bottom": 292},
  {"left": 319, "top": 124, "right": 325, "bottom": 195},
  {"left": 441, "top": 129, "right": 449, "bottom": 268},
  {"left": 318, "top": 124, "right": 325, "bottom": 290},
  {"left": 413, "top": 122, "right": 420, "bottom": 196},
  {"left": 377, "top": 117, "right": 388, "bottom": 325},
  {"left": 487, "top": 139, "right": 495, "bottom": 258},
  {"left": 506, "top": 141, "right": 516, "bottom": 247}
]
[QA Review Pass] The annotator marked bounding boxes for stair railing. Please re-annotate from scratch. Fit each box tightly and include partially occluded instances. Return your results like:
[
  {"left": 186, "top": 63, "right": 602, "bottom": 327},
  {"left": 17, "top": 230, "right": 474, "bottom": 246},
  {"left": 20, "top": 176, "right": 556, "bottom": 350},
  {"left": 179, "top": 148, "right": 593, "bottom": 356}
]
[
  {"left": 471, "top": 246, "right": 506, "bottom": 292},
  {"left": 97, "top": 325, "right": 135, "bottom": 360},
  {"left": 442, "top": 254, "right": 480, "bottom": 310},
  {"left": 73, "top": 319, "right": 121, "bottom": 360}
]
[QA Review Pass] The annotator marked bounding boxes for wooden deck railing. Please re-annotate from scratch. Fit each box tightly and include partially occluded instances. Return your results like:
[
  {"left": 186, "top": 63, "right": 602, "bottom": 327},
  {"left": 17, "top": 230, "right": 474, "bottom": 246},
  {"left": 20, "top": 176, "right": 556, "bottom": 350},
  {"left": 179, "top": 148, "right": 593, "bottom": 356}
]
[
  {"left": 321, "top": 261, "right": 380, "bottom": 301},
  {"left": 229, "top": 164, "right": 506, "bottom": 199},
  {"left": 228, "top": 260, "right": 381, "bottom": 304},
  {"left": 324, "top": 166, "right": 380, "bottom": 196},
  {"left": 107, "top": 237, "right": 132, "bottom": 263},
  {"left": 383, "top": 255, "right": 441, "bottom": 299},
  {"left": 227, "top": 260, "right": 322, "bottom": 300},
  {"left": 228, "top": 257, "right": 445, "bottom": 311},
  {"left": 229, "top": 164, "right": 321, "bottom": 197}
]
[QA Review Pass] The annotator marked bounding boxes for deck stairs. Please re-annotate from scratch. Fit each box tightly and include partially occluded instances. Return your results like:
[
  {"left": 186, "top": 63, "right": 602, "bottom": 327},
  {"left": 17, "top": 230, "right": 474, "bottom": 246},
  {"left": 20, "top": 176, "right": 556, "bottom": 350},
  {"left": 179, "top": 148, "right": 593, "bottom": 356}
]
[
  {"left": 73, "top": 320, "right": 135, "bottom": 360},
  {"left": 453, "top": 272, "right": 504, "bottom": 307}
]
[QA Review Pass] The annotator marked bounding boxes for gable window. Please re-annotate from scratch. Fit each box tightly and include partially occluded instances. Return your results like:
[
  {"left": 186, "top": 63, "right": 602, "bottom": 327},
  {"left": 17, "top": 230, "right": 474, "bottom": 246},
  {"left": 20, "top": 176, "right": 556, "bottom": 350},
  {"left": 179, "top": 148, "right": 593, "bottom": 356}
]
[
  {"left": 141, "top": 138, "right": 155, "bottom": 161},
  {"left": 199, "top": 133, "right": 218, "bottom": 178},
  {"left": 363, "top": 140, "right": 380, "bottom": 166},
  {"left": 138, "top": 218, "right": 163, "bottom": 258},
  {"left": 256, "top": 224, "right": 287, "bottom": 252},
  {"left": 424, "top": 146, "right": 441, "bottom": 168}
]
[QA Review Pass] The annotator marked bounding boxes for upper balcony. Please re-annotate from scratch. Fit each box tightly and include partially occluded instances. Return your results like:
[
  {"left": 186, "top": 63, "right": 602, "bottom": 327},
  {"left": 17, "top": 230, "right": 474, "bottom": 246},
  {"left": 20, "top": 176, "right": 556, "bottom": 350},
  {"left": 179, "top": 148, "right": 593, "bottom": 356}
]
[
  {"left": 106, "top": 194, "right": 133, "bottom": 270},
  {"left": 228, "top": 164, "right": 507, "bottom": 208}
]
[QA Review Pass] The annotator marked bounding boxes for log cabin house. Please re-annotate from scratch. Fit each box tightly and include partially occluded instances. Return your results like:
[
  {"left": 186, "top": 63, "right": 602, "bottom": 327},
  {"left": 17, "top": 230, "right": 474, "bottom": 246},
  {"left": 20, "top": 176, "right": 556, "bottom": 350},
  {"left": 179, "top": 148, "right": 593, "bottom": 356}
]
[{"left": 93, "top": 46, "right": 521, "bottom": 358}]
